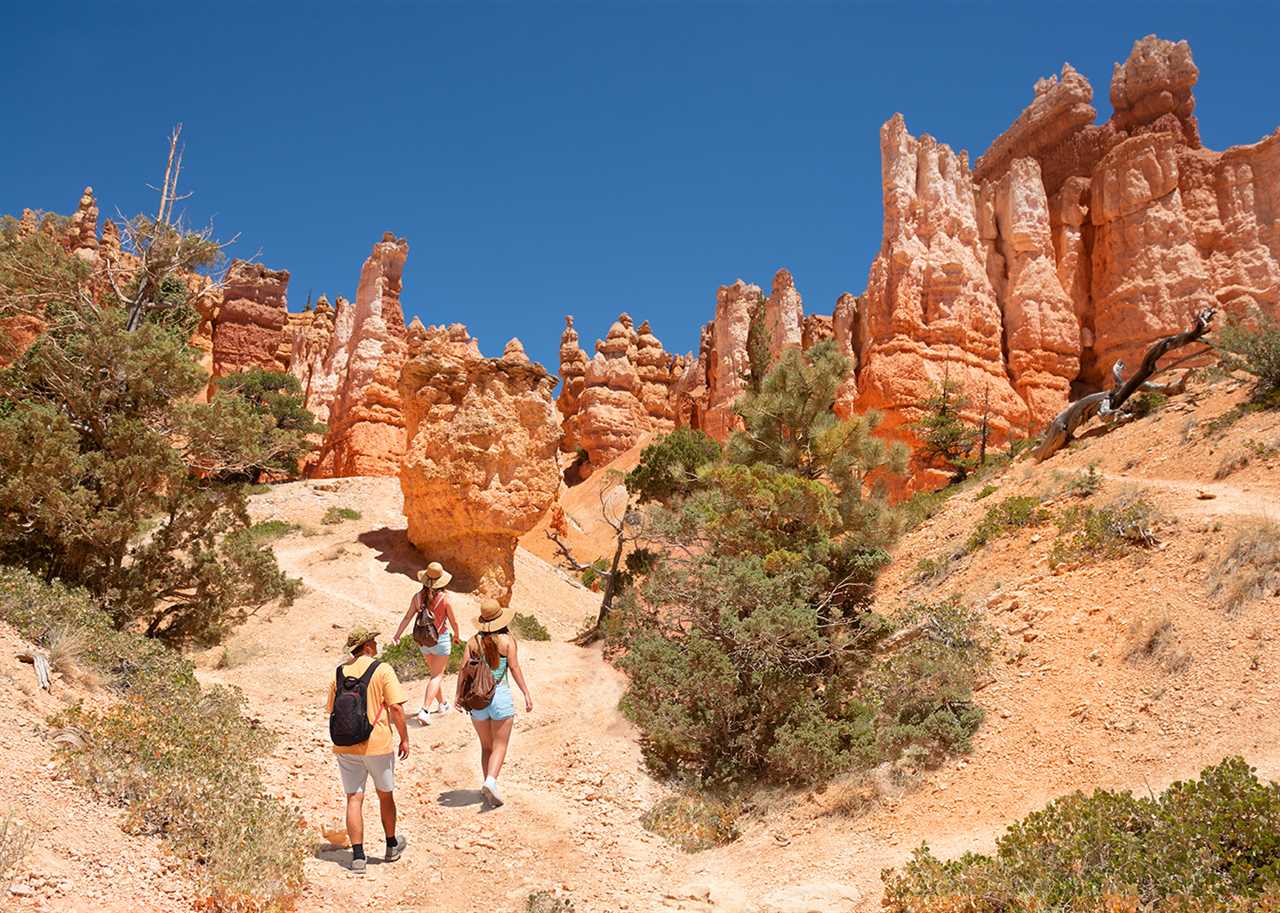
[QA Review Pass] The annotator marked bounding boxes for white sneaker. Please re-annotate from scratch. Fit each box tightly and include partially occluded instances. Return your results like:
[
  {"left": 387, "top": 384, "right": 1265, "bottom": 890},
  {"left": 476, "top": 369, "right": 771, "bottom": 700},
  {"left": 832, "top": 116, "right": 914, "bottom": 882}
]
[
  {"left": 416, "top": 709, "right": 432, "bottom": 726},
  {"left": 438, "top": 700, "right": 452, "bottom": 715},
  {"left": 481, "top": 776, "right": 503, "bottom": 808}
]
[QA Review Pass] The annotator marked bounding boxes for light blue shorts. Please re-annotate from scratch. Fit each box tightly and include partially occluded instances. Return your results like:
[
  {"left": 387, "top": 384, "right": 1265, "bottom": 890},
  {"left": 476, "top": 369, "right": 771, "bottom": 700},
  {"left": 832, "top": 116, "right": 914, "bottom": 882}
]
[
  {"left": 419, "top": 631, "right": 451, "bottom": 658},
  {"left": 470, "top": 682, "right": 515, "bottom": 721}
]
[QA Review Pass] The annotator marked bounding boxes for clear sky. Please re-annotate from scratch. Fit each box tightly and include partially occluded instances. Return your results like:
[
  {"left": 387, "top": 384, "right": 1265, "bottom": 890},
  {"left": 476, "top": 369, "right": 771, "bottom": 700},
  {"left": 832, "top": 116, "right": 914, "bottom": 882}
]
[{"left": 3, "top": 2, "right": 1276, "bottom": 373}]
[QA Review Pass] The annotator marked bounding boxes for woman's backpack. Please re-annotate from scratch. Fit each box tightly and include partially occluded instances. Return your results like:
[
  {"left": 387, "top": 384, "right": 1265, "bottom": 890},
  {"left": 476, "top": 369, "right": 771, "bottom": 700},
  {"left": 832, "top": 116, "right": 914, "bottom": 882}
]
[
  {"left": 456, "top": 636, "right": 507, "bottom": 711},
  {"left": 330, "top": 660, "right": 384, "bottom": 746},
  {"left": 411, "top": 589, "right": 441, "bottom": 647}
]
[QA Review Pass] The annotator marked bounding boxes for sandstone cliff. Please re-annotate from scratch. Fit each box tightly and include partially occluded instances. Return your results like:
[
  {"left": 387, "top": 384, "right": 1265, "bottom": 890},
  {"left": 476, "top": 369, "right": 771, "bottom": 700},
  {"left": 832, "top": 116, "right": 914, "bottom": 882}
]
[
  {"left": 399, "top": 324, "right": 560, "bottom": 606},
  {"left": 213, "top": 260, "right": 291, "bottom": 381}
]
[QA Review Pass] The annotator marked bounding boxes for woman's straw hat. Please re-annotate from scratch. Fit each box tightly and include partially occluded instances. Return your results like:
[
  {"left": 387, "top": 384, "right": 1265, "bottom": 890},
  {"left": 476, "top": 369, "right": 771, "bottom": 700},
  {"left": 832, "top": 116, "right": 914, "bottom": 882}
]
[
  {"left": 417, "top": 561, "right": 452, "bottom": 589},
  {"left": 474, "top": 598, "right": 516, "bottom": 634}
]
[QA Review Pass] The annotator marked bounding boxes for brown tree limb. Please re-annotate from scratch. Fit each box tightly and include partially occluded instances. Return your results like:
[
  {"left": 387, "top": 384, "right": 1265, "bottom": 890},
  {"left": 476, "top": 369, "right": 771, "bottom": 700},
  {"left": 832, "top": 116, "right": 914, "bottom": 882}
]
[{"left": 1034, "top": 308, "right": 1217, "bottom": 462}]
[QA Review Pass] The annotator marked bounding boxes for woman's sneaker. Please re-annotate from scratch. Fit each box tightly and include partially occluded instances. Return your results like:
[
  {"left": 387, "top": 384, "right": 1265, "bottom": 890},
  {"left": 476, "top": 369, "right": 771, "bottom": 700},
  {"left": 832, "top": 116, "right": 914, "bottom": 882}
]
[
  {"left": 416, "top": 708, "right": 432, "bottom": 726},
  {"left": 481, "top": 776, "right": 503, "bottom": 808},
  {"left": 438, "top": 700, "right": 452, "bottom": 715}
]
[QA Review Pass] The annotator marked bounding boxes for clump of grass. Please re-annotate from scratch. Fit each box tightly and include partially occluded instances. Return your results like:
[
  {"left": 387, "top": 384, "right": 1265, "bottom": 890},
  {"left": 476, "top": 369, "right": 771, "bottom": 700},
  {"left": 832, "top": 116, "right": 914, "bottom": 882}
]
[
  {"left": 641, "top": 793, "right": 741, "bottom": 852},
  {"left": 239, "top": 519, "right": 300, "bottom": 543},
  {"left": 974, "top": 483, "right": 998, "bottom": 500},
  {"left": 1215, "top": 452, "right": 1251, "bottom": 479},
  {"left": 900, "top": 486, "right": 960, "bottom": 531},
  {"left": 1049, "top": 494, "right": 1158, "bottom": 570},
  {"left": 1209, "top": 521, "right": 1280, "bottom": 613},
  {"left": 512, "top": 612, "right": 551, "bottom": 641},
  {"left": 966, "top": 496, "right": 1048, "bottom": 551},
  {"left": 1125, "top": 614, "right": 1192, "bottom": 674},
  {"left": 321, "top": 506, "right": 362, "bottom": 525},
  {"left": 913, "top": 555, "right": 953, "bottom": 585},
  {"left": 46, "top": 628, "right": 99, "bottom": 687}
]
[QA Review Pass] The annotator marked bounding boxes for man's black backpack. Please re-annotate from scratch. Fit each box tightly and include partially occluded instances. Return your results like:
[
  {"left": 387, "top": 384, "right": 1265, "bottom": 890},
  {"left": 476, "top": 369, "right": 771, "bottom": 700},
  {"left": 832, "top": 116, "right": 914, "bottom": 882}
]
[{"left": 330, "top": 660, "right": 383, "bottom": 746}]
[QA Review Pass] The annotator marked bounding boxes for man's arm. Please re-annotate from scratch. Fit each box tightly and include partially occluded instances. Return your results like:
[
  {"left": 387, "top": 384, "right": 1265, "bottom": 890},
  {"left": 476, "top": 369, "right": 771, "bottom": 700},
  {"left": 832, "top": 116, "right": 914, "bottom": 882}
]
[{"left": 388, "top": 703, "right": 409, "bottom": 760}]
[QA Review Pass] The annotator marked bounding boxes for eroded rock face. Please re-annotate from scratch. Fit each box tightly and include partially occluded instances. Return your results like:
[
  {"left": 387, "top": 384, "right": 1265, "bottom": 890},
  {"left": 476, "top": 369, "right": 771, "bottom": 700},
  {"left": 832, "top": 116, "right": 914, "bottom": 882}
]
[
  {"left": 831, "top": 293, "right": 859, "bottom": 418},
  {"left": 578, "top": 314, "right": 648, "bottom": 467},
  {"left": 399, "top": 324, "right": 559, "bottom": 606},
  {"left": 556, "top": 317, "right": 589, "bottom": 452},
  {"left": 308, "top": 234, "right": 410, "bottom": 478},
  {"left": 703, "top": 280, "right": 758, "bottom": 439},
  {"left": 212, "top": 261, "right": 290, "bottom": 379},
  {"left": 765, "top": 268, "right": 804, "bottom": 362},
  {"left": 858, "top": 115, "right": 1028, "bottom": 459}
]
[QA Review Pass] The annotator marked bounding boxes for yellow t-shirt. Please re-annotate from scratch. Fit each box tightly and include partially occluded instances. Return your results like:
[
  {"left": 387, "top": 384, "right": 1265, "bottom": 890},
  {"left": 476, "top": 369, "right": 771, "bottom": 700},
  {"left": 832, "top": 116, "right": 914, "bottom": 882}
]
[{"left": 325, "top": 655, "right": 406, "bottom": 756}]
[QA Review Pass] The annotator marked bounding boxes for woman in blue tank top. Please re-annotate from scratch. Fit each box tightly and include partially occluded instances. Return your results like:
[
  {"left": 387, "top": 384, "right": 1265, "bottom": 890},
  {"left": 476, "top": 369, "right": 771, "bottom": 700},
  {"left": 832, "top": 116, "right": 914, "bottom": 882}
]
[{"left": 457, "top": 599, "right": 533, "bottom": 808}]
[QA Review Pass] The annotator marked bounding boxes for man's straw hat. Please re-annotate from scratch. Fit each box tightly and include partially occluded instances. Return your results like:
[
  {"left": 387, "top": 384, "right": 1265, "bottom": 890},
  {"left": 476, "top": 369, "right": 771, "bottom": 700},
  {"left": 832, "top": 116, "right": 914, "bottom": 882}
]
[
  {"left": 417, "top": 561, "right": 453, "bottom": 589},
  {"left": 344, "top": 626, "right": 381, "bottom": 654},
  {"left": 474, "top": 598, "right": 516, "bottom": 634}
]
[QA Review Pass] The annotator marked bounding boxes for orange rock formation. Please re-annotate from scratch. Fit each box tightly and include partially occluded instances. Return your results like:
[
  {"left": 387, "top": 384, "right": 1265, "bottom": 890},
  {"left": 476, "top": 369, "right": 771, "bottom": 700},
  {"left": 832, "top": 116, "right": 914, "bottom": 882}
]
[{"left": 399, "top": 324, "right": 560, "bottom": 606}]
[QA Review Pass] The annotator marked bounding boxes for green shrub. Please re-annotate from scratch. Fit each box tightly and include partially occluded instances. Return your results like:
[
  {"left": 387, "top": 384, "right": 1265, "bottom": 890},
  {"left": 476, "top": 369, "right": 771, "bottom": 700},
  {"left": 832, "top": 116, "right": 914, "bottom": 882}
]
[
  {"left": 1049, "top": 494, "right": 1158, "bottom": 570},
  {"left": 1059, "top": 464, "right": 1102, "bottom": 499},
  {"left": 321, "top": 506, "right": 361, "bottom": 525},
  {"left": 1209, "top": 520, "right": 1280, "bottom": 613},
  {"left": 967, "top": 496, "right": 1048, "bottom": 551},
  {"left": 1217, "top": 311, "right": 1280, "bottom": 405},
  {"left": 512, "top": 612, "right": 551, "bottom": 641},
  {"left": 380, "top": 635, "right": 428, "bottom": 680},
  {"left": 882, "top": 757, "right": 1280, "bottom": 912},
  {"left": 625, "top": 428, "right": 721, "bottom": 504},
  {"left": 580, "top": 557, "right": 610, "bottom": 590},
  {"left": 1129, "top": 390, "right": 1169, "bottom": 418},
  {"left": 641, "top": 793, "right": 741, "bottom": 852},
  {"left": 974, "top": 483, "right": 998, "bottom": 500},
  {"left": 914, "top": 556, "right": 951, "bottom": 584}
]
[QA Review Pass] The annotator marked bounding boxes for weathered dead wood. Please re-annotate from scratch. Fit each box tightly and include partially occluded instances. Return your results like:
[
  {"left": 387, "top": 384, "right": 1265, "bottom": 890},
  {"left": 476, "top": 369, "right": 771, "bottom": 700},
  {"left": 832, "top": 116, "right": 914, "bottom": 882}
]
[{"left": 1034, "top": 308, "right": 1216, "bottom": 462}]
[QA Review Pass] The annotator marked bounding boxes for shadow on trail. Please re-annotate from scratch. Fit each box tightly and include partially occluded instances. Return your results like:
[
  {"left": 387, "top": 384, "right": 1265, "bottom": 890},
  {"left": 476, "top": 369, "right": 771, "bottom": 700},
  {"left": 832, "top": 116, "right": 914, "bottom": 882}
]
[
  {"left": 437, "top": 788, "right": 485, "bottom": 808},
  {"left": 358, "top": 526, "right": 424, "bottom": 581}
]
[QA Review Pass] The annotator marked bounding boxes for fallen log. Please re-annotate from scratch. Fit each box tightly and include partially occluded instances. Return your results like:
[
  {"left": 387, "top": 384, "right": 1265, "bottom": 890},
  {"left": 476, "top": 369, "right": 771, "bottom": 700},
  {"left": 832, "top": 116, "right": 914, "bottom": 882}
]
[{"left": 1033, "top": 308, "right": 1216, "bottom": 462}]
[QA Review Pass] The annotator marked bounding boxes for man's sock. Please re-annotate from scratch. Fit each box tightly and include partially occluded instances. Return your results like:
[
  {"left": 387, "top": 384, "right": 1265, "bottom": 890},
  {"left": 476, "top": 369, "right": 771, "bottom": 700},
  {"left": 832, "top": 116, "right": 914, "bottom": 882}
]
[
  {"left": 351, "top": 843, "right": 365, "bottom": 860},
  {"left": 386, "top": 835, "right": 397, "bottom": 852}
]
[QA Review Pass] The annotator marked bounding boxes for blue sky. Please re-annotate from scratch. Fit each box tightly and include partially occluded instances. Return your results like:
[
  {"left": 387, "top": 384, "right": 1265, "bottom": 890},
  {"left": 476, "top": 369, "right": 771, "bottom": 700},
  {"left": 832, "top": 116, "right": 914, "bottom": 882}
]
[{"left": 3, "top": 2, "right": 1276, "bottom": 373}]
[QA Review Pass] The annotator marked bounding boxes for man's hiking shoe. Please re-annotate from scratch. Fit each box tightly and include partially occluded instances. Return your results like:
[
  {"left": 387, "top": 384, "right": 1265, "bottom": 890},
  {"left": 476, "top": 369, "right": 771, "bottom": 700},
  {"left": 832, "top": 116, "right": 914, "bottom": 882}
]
[
  {"left": 385, "top": 835, "right": 408, "bottom": 862},
  {"left": 350, "top": 856, "right": 366, "bottom": 874},
  {"left": 416, "top": 708, "right": 432, "bottom": 726},
  {"left": 482, "top": 777, "right": 503, "bottom": 809}
]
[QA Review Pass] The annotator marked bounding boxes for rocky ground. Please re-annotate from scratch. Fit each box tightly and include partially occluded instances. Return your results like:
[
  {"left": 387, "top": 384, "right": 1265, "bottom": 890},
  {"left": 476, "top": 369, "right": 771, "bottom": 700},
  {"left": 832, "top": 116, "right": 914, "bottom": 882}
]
[{"left": 4, "top": 375, "right": 1279, "bottom": 912}]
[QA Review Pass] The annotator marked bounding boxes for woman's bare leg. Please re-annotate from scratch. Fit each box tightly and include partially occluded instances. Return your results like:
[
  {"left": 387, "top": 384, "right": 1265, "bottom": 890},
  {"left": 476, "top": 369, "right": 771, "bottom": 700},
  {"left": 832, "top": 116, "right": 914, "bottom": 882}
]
[
  {"left": 471, "top": 717, "right": 494, "bottom": 782},
  {"left": 422, "top": 653, "right": 448, "bottom": 711},
  {"left": 485, "top": 716, "right": 514, "bottom": 782}
]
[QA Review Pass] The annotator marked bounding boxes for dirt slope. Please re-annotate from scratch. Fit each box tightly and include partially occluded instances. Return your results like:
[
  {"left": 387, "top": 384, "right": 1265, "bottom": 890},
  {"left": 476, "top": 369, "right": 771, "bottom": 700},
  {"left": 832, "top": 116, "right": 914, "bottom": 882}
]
[{"left": 6, "top": 375, "right": 1279, "bottom": 912}]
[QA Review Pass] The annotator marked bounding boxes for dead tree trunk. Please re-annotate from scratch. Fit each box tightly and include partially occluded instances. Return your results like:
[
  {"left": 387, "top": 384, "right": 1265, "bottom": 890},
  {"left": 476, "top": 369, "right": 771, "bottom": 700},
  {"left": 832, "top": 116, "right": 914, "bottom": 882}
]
[{"left": 1033, "top": 308, "right": 1216, "bottom": 462}]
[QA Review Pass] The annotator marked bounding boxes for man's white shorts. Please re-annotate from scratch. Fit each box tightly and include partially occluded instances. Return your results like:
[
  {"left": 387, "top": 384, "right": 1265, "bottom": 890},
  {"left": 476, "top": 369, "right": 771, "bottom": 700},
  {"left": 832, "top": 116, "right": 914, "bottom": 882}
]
[{"left": 336, "top": 753, "right": 395, "bottom": 794}]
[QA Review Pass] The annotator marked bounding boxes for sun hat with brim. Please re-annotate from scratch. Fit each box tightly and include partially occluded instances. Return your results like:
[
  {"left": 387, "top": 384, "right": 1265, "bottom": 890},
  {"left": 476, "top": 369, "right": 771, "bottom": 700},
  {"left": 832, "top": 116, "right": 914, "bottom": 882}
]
[
  {"left": 417, "top": 561, "right": 453, "bottom": 589},
  {"left": 344, "top": 626, "right": 381, "bottom": 653},
  {"left": 474, "top": 599, "right": 517, "bottom": 634}
]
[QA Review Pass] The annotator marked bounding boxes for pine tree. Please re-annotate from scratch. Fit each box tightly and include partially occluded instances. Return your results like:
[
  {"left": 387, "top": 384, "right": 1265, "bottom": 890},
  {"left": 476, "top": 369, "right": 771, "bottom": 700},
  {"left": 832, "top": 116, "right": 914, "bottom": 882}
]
[{"left": 913, "top": 372, "right": 979, "bottom": 480}]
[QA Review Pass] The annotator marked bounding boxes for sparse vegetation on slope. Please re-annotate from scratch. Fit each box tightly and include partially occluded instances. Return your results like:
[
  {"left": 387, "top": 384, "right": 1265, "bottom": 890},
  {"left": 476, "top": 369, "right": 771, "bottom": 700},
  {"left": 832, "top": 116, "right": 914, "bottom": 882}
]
[
  {"left": 321, "top": 505, "right": 362, "bottom": 525},
  {"left": 1209, "top": 521, "right": 1280, "bottom": 613},
  {"left": 641, "top": 793, "right": 741, "bottom": 852},
  {"left": 1049, "top": 493, "right": 1159, "bottom": 570},
  {"left": 1, "top": 567, "right": 306, "bottom": 910},
  {"left": 882, "top": 757, "right": 1280, "bottom": 913}
]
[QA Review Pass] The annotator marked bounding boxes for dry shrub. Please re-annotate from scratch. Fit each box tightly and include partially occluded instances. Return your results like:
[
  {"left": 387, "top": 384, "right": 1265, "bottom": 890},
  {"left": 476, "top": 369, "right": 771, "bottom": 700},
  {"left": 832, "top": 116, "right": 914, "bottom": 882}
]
[
  {"left": 824, "top": 775, "right": 880, "bottom": 819},
  {"left": 1215, "top": 452, "right": 1251, "bottom": 479},
  {"left": 46, "top": 627, "right": 100, "bottom": 688},
  {"left": 525, "top": 891, "right": 575, "bottom": 913},
  {"left": 1210, "top": 521, "right": 1280, "bottom": 613},
  {"left": 1125, "top": 615, "right": 1192, "bottom": 675},
  {"left": 641, "top": 793, "right": 741, "bottom": 852},
  {"left": 0, "top": 813, "right": 30, "bottom": 894}
]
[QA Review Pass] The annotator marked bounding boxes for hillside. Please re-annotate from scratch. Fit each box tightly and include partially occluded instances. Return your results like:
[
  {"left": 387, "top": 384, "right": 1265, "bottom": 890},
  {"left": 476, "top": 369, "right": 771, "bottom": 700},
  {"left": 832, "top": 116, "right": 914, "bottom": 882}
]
[{"left": 3, "top": 373, "right": 1278, "bottom": 913}]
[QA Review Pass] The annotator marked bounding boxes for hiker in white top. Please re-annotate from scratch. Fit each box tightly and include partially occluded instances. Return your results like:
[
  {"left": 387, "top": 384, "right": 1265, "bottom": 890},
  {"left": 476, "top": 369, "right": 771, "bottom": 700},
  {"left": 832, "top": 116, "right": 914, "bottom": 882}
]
[{"left": 394, "top": 561, "right": 461, "bottom": 726}]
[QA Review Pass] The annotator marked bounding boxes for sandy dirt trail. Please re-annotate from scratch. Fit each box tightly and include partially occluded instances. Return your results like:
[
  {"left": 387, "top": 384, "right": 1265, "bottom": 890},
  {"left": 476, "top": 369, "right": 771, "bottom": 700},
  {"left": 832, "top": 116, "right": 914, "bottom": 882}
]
[{"left": 200, "top": 410, "right": 1280, "bottom": 913}]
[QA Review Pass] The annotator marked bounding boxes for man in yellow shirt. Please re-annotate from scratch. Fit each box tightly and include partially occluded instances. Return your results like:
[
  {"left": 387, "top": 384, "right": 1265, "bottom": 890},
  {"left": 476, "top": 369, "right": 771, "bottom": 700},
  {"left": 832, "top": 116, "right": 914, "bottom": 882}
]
[{"left": 326, "top": 626, "right": 410, "bottom": 873}]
